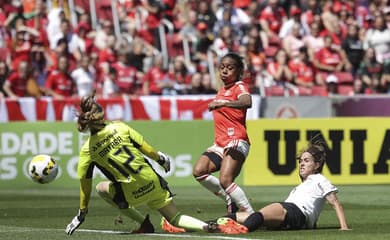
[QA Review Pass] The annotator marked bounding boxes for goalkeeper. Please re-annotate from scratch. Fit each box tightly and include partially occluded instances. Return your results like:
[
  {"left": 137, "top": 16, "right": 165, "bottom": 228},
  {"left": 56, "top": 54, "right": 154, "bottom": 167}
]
[{"left": 66, "top": 92, "right": 218, "bottom": 235}]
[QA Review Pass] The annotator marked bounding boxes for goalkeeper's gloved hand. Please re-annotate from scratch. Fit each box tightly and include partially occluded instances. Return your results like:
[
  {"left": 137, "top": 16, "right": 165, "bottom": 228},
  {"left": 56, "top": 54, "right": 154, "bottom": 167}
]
[
  {"left": 157, "top": 151, "right": 171, "bottom": 172},
  {"left": 65, "top": 209, "right": 88, "bottom": 235}
]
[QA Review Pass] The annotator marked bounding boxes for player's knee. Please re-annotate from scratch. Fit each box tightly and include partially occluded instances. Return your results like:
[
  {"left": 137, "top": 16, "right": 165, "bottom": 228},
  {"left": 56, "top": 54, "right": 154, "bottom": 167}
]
[
  {"left": 219, "top": 175, "right": 234, "bottom": 189},
  {"left": 193, "top": 165, "right": 207, "bottom": 178}
]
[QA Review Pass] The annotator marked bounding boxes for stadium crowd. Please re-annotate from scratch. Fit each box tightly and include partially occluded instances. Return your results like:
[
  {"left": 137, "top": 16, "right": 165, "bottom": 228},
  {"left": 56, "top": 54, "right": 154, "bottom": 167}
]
[{"left": 0, "top": 0, "right": 389, "bottom": 99}]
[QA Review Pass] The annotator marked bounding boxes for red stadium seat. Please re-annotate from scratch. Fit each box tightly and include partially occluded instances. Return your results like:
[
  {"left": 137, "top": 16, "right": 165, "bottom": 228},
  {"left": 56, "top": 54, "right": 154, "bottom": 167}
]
[
  {"left": 334, "top": 72, "right": 354, "bottom": 84},
  {"left": 337, "top": 85, "right": 354, "bottom": 96},
  {"left": 265, "top": 86, "right": 285, "bottom": 96},
  {"left": 311, "top": 86, "right": 328, "bottom": 96},
  {"left": 297, "top": 87, "right": 312, "bottom": 96}
]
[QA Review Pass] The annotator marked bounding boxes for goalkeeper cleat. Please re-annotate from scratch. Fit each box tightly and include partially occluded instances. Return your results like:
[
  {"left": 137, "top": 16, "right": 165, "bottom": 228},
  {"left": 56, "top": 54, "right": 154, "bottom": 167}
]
[
  {"left": 131, "top": 214, "right": 155, "bottom": 234},
  {"left": 217, "top": 217, "right": 248, "bottom": 234},
  {"left": 161, "top": 217, "right": 186, "bottom": 233},
  {"left": 226, "top": 202, "right": 239, "bottom": 214}
]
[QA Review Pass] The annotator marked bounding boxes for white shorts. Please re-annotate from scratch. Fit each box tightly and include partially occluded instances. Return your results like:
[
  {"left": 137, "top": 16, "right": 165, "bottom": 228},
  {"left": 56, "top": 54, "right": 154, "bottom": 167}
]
[{"left": 207, "top": 139, "right": 250, "bottom": 159}]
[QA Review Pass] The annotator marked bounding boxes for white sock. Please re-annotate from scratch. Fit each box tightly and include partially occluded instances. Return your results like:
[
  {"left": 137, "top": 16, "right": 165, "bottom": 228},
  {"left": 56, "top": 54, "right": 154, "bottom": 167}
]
[
  {"left": 226, "top": 183, "right": 254, "bottom": 214},
  {"left": 196, "top": 174, "right": 231, "bottom": 204}
]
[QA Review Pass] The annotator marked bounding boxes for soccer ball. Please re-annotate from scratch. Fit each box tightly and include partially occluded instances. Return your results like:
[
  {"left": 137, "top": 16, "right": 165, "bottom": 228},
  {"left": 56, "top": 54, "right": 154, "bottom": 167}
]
[{"left": 28, "top": 154, "right": 58, "bottom": 184}]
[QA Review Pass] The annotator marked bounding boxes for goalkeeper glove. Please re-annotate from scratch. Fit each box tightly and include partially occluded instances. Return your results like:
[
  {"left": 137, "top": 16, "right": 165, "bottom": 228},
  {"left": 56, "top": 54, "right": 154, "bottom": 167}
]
[
  {"left": 157, "top": 151, "right": 171, "bottom": 172},
  {"left": 65, "top": 209, "right": 88, "bottom": 235}
]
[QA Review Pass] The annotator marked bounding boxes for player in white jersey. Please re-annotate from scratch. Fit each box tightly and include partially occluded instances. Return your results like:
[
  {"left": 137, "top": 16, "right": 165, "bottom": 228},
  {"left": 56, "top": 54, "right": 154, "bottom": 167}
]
[{"left": 214, "top": 140, "right": 350, "bottom": 233}]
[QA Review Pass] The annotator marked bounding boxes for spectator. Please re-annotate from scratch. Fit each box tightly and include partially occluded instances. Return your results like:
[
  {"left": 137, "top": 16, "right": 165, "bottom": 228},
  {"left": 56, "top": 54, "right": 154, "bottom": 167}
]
[
  {"left": 212, "top": 25, "right": 239, "bottom": 58},
  {"left": 303, "top": 22, "right": 324, "bottom": 61},
  {"left": 9, "top": 29, "right": 33, "bottom": 71},
  {"left": 196, "top": 0, "right": 217, "bottom": 32},
  {"left": 100, "top": 66, "right": 119, "bottom": 98},
  {"left": 111, "top": 51, "right": 139, "bottom": 96},
  {"left": 44, "top": 55, "right": 75, "bottom": 99},
  {"left": 163, "top": 56, "right": 192, "bottom": 95},
  {"left": 71, "top": 55, "right": 96, "bottom": 97},
  {"left": 282, "top": 22, "right": 305, "bottom": 60},
  {"left": 241, "top": 24, "right": 268, "bottom": 54},
  {"left": 47, "top": 8, "right": 66, "bottom": 49},
  {"left": 266, "top": 49, "right": 294, "bottom": 88},
  {"left": 51, "top": 19, "right": 83, "bottom": 61},
  {"left": 258, "top": 0, "right": 287, "bottom": 39},
  {"left": 30, "top": 39, "right": 50, "bottom": 86},
  {"left": 342, "top": 23, "right": 365, "bottom": 77},
  {"left": 142, "top": 54, "right": 169, "bottom": 95},
  {"left": 73, "top": 22, "right": 93, "bottom": 55},
  {"left": 3, "top": 61, "right": 34, "bottom": 99},
  {"left": 94, "top": 20, "right": 114, "bottom": 51},
  {"left": 357, "top": 47, "right": 383, "bottom": 93},
  {"left": 201, "top": 72, "right": 217, "bottom": 94},
  {"left": 279, "top": 6, "right": 309, "bottom": 39},
  {"left": 300, "top": 0, "right": 322, "bottom": 29},
  {"left": 140, "top": 0, "right": 166, "bottom": 50},
  {"left": 351, "top": 78, "right": 372, "bottom": 95},
  {"left": 188, "top": 72, "right": 203, "bottom": 94},
  {"left": 97, "top": 34, "right": 117, "bottom": 69},
  {"left": 288, "top": 47, "right": 315, "bottom": 89},
  {"left": 193, "top": 22, "right": 215, "bottom": 64},
  {"left": 0, "top": 60, "right": 9, "bottom": 98},
  {"left": 215, "top": 0, "right": 251, "bottom": 38},
  {"left": 363, "top": 13, "right": 390, "bottom": 64},
  {"left": 127, "top": 38, "right": 156, "bottom": 73},
  {"left": 313, "top": 35, "right": 352, "bottom": 85},
  {"left": 47, "top": 37, "right": 76, "bottom": 73}
]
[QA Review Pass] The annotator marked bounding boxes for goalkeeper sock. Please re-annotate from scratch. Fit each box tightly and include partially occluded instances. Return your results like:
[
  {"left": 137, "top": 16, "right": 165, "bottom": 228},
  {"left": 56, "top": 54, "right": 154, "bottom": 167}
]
[
  {"left": 226, "top": 183, "right": 254, "bottom": 214},
  {"left": 120, "top": 207, "right": 145, "bottom": 224},
  {"left": 171, "top": 213, "right": 207, "bottom": 231},
  {"left": 196, "top": 174, "right": 231, "bottom": 204}
]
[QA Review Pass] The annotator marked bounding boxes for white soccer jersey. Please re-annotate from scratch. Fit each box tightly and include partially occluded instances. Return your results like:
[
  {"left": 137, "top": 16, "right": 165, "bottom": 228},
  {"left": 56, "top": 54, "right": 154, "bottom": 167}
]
[{"left": 284, "top": 173, "right": 338, "bottom": 228}]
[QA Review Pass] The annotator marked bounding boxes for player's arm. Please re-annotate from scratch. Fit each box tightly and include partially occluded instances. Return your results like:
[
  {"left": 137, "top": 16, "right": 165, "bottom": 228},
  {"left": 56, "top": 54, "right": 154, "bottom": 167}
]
[
  {"left": 65, "top": 148, "right": 92, "bottom": 235},
  {"left": 139, "top": 140, "right": 171, "bottom": 172},
  {"left": 79, "top": 178, "right": 92, "bottom": 211},
  {"left": 65, "top": 178, "right": 91, "bottom": 235},
  {"left": 128, "top": 126, "right": 171, "bottom": 172},
  {"left": 325, "top": 191, "right": 350, "bottom": 230}
]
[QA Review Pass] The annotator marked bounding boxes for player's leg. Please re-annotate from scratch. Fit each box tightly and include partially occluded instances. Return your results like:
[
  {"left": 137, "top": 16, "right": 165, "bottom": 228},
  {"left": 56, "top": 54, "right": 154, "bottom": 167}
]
[
  {"left": 219, "top": 145, "right": 254, "bottom": 214},
  {"left": 193, "top": 147, "right": 234, "bottom": 211},
  {"left": 158, "top": 201, "right": 208, "bottom": 232},
  {"left": 236, "top": 203, "right": 286, "bottom": 231},
  {"left": 95, "top": 181, "right": 148, "bottom": 226}
]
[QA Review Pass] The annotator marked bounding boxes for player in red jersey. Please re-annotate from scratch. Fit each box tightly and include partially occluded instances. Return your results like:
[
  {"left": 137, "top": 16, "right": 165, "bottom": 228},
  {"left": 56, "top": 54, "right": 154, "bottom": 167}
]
[{"left": 193, "top": 52, "right": 254, "bottom": 215}]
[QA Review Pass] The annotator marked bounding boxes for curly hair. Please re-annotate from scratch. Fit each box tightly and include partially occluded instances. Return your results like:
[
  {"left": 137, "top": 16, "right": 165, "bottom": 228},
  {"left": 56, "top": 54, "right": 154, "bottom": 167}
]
[{"left": 77, "top": 92, "right": 105, "bottom": 133}]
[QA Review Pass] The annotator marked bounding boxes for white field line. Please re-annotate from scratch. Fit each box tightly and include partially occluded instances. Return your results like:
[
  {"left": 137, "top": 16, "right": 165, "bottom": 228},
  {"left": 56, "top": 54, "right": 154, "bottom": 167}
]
[
  {"left": 78, "top": 228, "right": 267, "bottom": 240},
  {"left": 0, "top": 226, "right": 269, "bottom": 240}
]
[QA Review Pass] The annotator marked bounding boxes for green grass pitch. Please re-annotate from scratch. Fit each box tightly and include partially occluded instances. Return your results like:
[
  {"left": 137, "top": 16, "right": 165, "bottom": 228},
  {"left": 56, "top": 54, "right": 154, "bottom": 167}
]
[{"left": 1, "top": 185, "right": 389, "bottom": 240}]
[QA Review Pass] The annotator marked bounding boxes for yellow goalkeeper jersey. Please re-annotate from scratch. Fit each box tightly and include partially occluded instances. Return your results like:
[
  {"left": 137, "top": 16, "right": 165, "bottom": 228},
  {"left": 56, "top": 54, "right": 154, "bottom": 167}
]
[{"left": 78, "top": 121, "right": 158, "bottom": 183}]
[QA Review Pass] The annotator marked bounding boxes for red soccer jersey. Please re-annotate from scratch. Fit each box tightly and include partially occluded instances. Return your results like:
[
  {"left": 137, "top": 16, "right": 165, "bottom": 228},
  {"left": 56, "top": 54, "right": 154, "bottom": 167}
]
[
  {"left": 259, "top": 6, "right": 286, "bottom": 34},
  {"left": 213, "top": 81, "right": 250, "bottom": 146},
  {"left": 143, "top": 66, "right": 166, "bottom": 95},
  {"left": 45, "top": 70, "right": 74, "bottom": 96},
  {"left": 112, "top": 62, "right": 138, "bottom": 94},
  {"left": 5, "top": 72, "right": 28, "bottom": 97},
  {"left": 288, "top": 59, "right": 315, "bottom": 83},
  {"left": 315, "top": 47, "right": 342, "bottom": 68}
]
